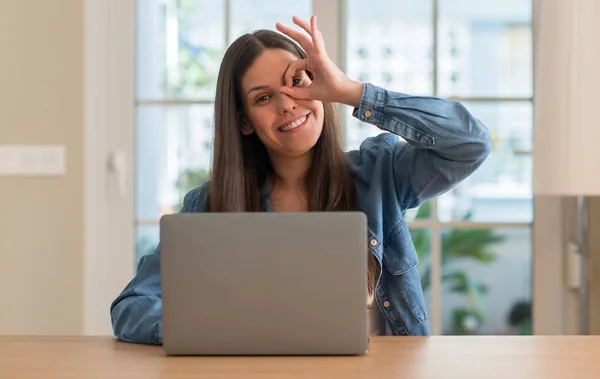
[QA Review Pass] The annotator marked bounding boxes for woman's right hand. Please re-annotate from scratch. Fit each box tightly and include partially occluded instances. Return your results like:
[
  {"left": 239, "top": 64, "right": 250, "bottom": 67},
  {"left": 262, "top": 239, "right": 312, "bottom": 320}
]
[{"left": 276, "top": 15, "right": 364, "bottom": 108}]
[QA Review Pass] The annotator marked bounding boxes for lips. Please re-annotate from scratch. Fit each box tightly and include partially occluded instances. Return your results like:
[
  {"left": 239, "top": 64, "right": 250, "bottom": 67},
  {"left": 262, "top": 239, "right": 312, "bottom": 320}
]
[{"left": 278, "top": 114, "right": 309, "bottom": 132}]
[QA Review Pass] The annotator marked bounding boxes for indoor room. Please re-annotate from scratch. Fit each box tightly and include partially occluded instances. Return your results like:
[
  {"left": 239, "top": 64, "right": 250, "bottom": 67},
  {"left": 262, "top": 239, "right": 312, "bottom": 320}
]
[{"left": 1, "top": 0, "right": 599, "bottom": 377}]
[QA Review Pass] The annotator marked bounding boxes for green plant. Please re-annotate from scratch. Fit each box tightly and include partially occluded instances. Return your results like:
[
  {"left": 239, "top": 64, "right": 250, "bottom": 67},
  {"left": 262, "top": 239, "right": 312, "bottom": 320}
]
[
  {"left": 409, "top": 201, "right": 505, "bottom": 334},
  {"left": 166, "top": 0, "right": 224, "bottom": 97},
  {"left": 450, "top": 307, "right": 484, "bottom": 335},
  {"left": 170, "top": 48, "right": 218, "bottom": 97},
  {"left": 508, "top": 300, "right": 532, "bottom": 335}
]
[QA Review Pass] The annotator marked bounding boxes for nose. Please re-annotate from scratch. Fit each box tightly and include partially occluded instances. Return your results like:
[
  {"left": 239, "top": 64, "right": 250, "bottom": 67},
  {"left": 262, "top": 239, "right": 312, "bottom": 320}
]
[{"left": 277, "top": 93, "right": 298, "bottom": 114}]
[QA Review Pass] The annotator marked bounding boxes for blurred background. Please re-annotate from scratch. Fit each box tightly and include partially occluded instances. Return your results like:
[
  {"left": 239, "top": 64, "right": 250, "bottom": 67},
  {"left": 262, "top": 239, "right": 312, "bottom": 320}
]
[
  {"left": 1, "top": 0, "right": 598, "bottom": 337},
  {"left": 134, "top": 0, "right": 533, "bottom": 336}
]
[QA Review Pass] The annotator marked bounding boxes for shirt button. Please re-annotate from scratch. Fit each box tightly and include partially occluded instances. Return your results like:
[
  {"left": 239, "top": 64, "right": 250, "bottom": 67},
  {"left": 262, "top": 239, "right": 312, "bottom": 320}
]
[
  {"left": 370, "top": 238, "right": 377, "bottom": 246},
  {"left": 383, "top": 301, "right": 391, "bottom": 308},
  {"left": 364, "top": 110, "right": 372, "bottom": 118}
]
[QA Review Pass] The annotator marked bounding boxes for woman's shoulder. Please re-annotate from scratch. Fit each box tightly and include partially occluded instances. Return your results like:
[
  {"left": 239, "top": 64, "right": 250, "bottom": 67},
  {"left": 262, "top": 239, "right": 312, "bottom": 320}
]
[
  {"left": 180, "top": 181, "right": 210, "bottom": 213},
  {"left": 345, "top": 132, "right": 401, "bottom": 166},
  {"left": 345, "top": 132, "right": 407, "bottom": 203}
]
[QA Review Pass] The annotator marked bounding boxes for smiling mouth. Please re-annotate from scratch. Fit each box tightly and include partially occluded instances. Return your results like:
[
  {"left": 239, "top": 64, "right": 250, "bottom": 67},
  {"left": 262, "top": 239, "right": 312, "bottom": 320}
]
[{"left": 278, "top": 114, "right": 309, "bottom": 132}]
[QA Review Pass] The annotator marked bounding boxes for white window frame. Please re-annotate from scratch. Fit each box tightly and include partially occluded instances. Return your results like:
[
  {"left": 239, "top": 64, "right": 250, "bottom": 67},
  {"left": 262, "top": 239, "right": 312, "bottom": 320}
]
[
  {"left": 83, "top": 0, "right": 135, "bottom": 335},
  {"left": 84, "top": 0, "right": 565, "bottom": 335}
]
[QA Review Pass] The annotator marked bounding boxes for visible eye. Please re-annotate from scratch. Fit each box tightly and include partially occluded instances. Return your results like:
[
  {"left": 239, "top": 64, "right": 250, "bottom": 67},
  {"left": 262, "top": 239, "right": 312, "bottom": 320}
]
[
  {"left": 255, "top": 94, "right": 271, "bottom": 104},
  {"left": 292, "top": 77, "right": 303, "bottom": 86}
]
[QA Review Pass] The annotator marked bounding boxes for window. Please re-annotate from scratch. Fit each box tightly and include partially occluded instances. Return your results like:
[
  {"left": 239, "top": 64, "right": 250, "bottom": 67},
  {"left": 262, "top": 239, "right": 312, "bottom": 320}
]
[
  {"left": 134, "top": 0, "right": 534, "bottom": 336},
  {"left": 346, "top": 0, "right": 533, "bottom": 335}
]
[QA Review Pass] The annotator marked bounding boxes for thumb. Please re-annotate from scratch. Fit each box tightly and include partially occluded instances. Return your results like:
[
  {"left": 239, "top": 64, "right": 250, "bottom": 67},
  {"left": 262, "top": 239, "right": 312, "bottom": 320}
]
[{"left": 280, "top": 85, "right": 312, "bottom": 101}]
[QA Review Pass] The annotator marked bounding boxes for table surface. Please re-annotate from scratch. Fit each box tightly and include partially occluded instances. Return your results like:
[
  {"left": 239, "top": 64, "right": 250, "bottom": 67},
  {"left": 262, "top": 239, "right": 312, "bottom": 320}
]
[{"left": 1, "top": 336, "right": 599, "bottom": 378}]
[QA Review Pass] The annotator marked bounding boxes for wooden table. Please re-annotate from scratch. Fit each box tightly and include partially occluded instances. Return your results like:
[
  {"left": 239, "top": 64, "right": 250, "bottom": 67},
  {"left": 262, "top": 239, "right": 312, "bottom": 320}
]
[{"left": 1, "top": 336, "right": 599, "bottom": 378}]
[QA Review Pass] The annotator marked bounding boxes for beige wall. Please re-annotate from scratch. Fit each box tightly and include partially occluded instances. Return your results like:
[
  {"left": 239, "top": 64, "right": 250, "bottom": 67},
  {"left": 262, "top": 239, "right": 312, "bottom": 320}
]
[{"left": 0, "top": 1, "right": 83, "bottom": 334}]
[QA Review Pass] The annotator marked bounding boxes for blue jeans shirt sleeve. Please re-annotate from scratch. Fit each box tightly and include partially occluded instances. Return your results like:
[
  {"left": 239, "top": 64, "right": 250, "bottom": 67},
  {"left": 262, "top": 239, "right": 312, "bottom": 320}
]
[
  {"left": 352, "top": 82, "right": 493, "bottom": 209},
  {"left": 110, "top": 250, "right": 163, "bottom": 344}
]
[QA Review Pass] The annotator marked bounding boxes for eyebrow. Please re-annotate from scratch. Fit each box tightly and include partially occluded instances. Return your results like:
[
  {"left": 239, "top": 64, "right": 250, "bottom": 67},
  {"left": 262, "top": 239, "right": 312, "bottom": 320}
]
[
  {"left": 246, "top": 85, "right": 269, "bottom": 97},
  {"left": 245, "top": 62, "right": 294, "bottom": 97}
]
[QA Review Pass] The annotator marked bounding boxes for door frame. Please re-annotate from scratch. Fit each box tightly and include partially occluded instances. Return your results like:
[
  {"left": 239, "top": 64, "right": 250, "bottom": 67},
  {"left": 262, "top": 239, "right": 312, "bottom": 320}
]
[{"left": 83, "top": 0, "right": 135, "bottom": 335}]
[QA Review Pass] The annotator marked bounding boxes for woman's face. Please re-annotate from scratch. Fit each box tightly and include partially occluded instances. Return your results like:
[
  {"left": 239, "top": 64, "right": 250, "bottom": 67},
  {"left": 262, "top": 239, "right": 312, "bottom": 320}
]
[{"left": 240, "top": 48, "right": 324, "bottom": 158}]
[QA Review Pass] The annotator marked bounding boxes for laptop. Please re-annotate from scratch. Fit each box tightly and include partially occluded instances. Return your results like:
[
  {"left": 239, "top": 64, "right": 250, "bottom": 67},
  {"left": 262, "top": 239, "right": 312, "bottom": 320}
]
[{"left": 160, "top": 212, "right": 369, "bottom": 356}]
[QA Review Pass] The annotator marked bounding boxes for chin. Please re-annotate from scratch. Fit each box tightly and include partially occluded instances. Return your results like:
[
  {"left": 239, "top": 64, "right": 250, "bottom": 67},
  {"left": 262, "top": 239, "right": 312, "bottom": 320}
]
[{"left": 283, "top": 124, "right": 322, "bottom": 156}]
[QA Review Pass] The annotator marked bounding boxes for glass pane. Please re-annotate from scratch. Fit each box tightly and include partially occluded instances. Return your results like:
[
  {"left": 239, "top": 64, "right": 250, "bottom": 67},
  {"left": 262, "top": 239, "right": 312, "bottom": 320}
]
[
  {"left": 409, "top": 228, "right": 431, "bottom": 315},
  {"left": 136, "top": 0, "right": 225, "bottom": 100},
  {"left": 347, "top": 0, "right": 434, "bottom": 96},
  {"left": 441, "top": 227, "right": 532, "bottom": 335},
  {"left": 438, "top": 102, "right": 532, "bottom": 222},
  {"left": 438, "top": 0, "right": 533, "bottom": 98},
  {"left": 404, "top": 201, "right": 432, "bottom": 221},
  {"left": 136, "top": 225, "right": 159, "bottom": 264},
  {"left": 229, "top": 0, "right": 312, "bottom": 43},
  {"left": 345, "top": 0, "right": 433, "bottom": 152},
  {"left": 135, "top": 105, "right": 213, "bottom": 221}
]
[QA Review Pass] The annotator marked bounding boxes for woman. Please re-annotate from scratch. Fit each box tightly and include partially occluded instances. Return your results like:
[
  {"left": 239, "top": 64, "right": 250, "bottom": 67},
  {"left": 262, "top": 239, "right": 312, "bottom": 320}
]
[{"left": 111, "top": 16, "right": 492, "bottom": 344}]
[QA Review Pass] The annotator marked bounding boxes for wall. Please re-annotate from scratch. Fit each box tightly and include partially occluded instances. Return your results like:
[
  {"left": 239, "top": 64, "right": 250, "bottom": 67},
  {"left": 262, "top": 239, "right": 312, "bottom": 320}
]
[{"left": 0, "top": 1, "right": 83, "bottom": 334}]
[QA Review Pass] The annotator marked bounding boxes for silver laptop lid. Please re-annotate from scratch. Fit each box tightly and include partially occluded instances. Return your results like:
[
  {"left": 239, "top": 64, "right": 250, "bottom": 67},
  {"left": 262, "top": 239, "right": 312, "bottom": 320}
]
[{"left": 160, "top": 212, "right": 369, "bottom": 356}]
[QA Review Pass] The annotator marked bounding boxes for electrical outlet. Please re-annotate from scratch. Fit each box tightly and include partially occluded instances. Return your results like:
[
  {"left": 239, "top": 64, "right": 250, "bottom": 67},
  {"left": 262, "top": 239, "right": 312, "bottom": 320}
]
[
  {"left": 0, "top": 146, "right": 18, "bottom": 175},
  {"left": 0, "top": 145, "right": 66, "bottom": 176},
  {"left": 38, "top": 146, "right": 66, "bottom": 175}
]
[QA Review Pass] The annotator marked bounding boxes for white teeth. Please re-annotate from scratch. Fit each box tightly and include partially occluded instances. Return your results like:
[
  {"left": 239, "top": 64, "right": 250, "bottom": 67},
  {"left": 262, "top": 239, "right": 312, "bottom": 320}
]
[{"left": 280, "top": 115, "right": 307, "bottom": 132}]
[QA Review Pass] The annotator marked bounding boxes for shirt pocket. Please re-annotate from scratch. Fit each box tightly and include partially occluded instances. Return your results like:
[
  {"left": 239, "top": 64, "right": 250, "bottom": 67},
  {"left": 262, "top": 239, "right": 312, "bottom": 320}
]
[
  {"left": 386, "top": 264, "right": 429, "bottom": 325},
  {"left": 381, "top": 218, "right": 420, "bottom": 275},
  {"left": 382, "top": 220, "right": 429, "bottom": 325}
]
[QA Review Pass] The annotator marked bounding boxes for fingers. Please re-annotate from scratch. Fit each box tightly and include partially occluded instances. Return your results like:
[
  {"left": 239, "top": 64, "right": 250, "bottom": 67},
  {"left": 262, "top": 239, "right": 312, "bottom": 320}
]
[
  {"left": 275, "top": 22, "right": 313, "bottom": 52},
  {"left": 309, "top": 16, "right": 322, "bottom": 50},
  {"left": 293, "top": 15, "right": 325, "bottom": 52},
  {"left": 279, "top": 85, "right": 311, "bottom": 101},
  {"left": 283, "top": 59, "right": 309, "bottom": 87},
  {"left": 292, "top": 15, "right": 312, "bottom": 36},
  {"left": 277, "top": 15, "right": 326, "bottom": 52}
]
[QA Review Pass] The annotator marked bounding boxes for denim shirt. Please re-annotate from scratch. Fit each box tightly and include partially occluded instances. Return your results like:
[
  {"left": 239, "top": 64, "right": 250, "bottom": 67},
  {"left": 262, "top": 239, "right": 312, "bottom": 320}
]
[{"left": 110, "top": 83, "right": 493, "bottom": 344}]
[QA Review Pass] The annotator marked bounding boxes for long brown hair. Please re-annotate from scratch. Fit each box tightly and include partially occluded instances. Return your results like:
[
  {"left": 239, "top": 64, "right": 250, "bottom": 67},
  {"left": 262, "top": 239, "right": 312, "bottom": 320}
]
[{"left": 207, "top": 30, "right": 380, "bottom": 296}]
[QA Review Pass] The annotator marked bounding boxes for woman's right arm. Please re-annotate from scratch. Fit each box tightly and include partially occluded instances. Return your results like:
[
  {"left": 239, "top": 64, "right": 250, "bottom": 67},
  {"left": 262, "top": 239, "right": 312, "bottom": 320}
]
[
  {"left": 110, "top": 186, "right": 205, "bottom": 345},
  {"left": 110, "top": 247, "right": 163, "bottom": 344}
]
